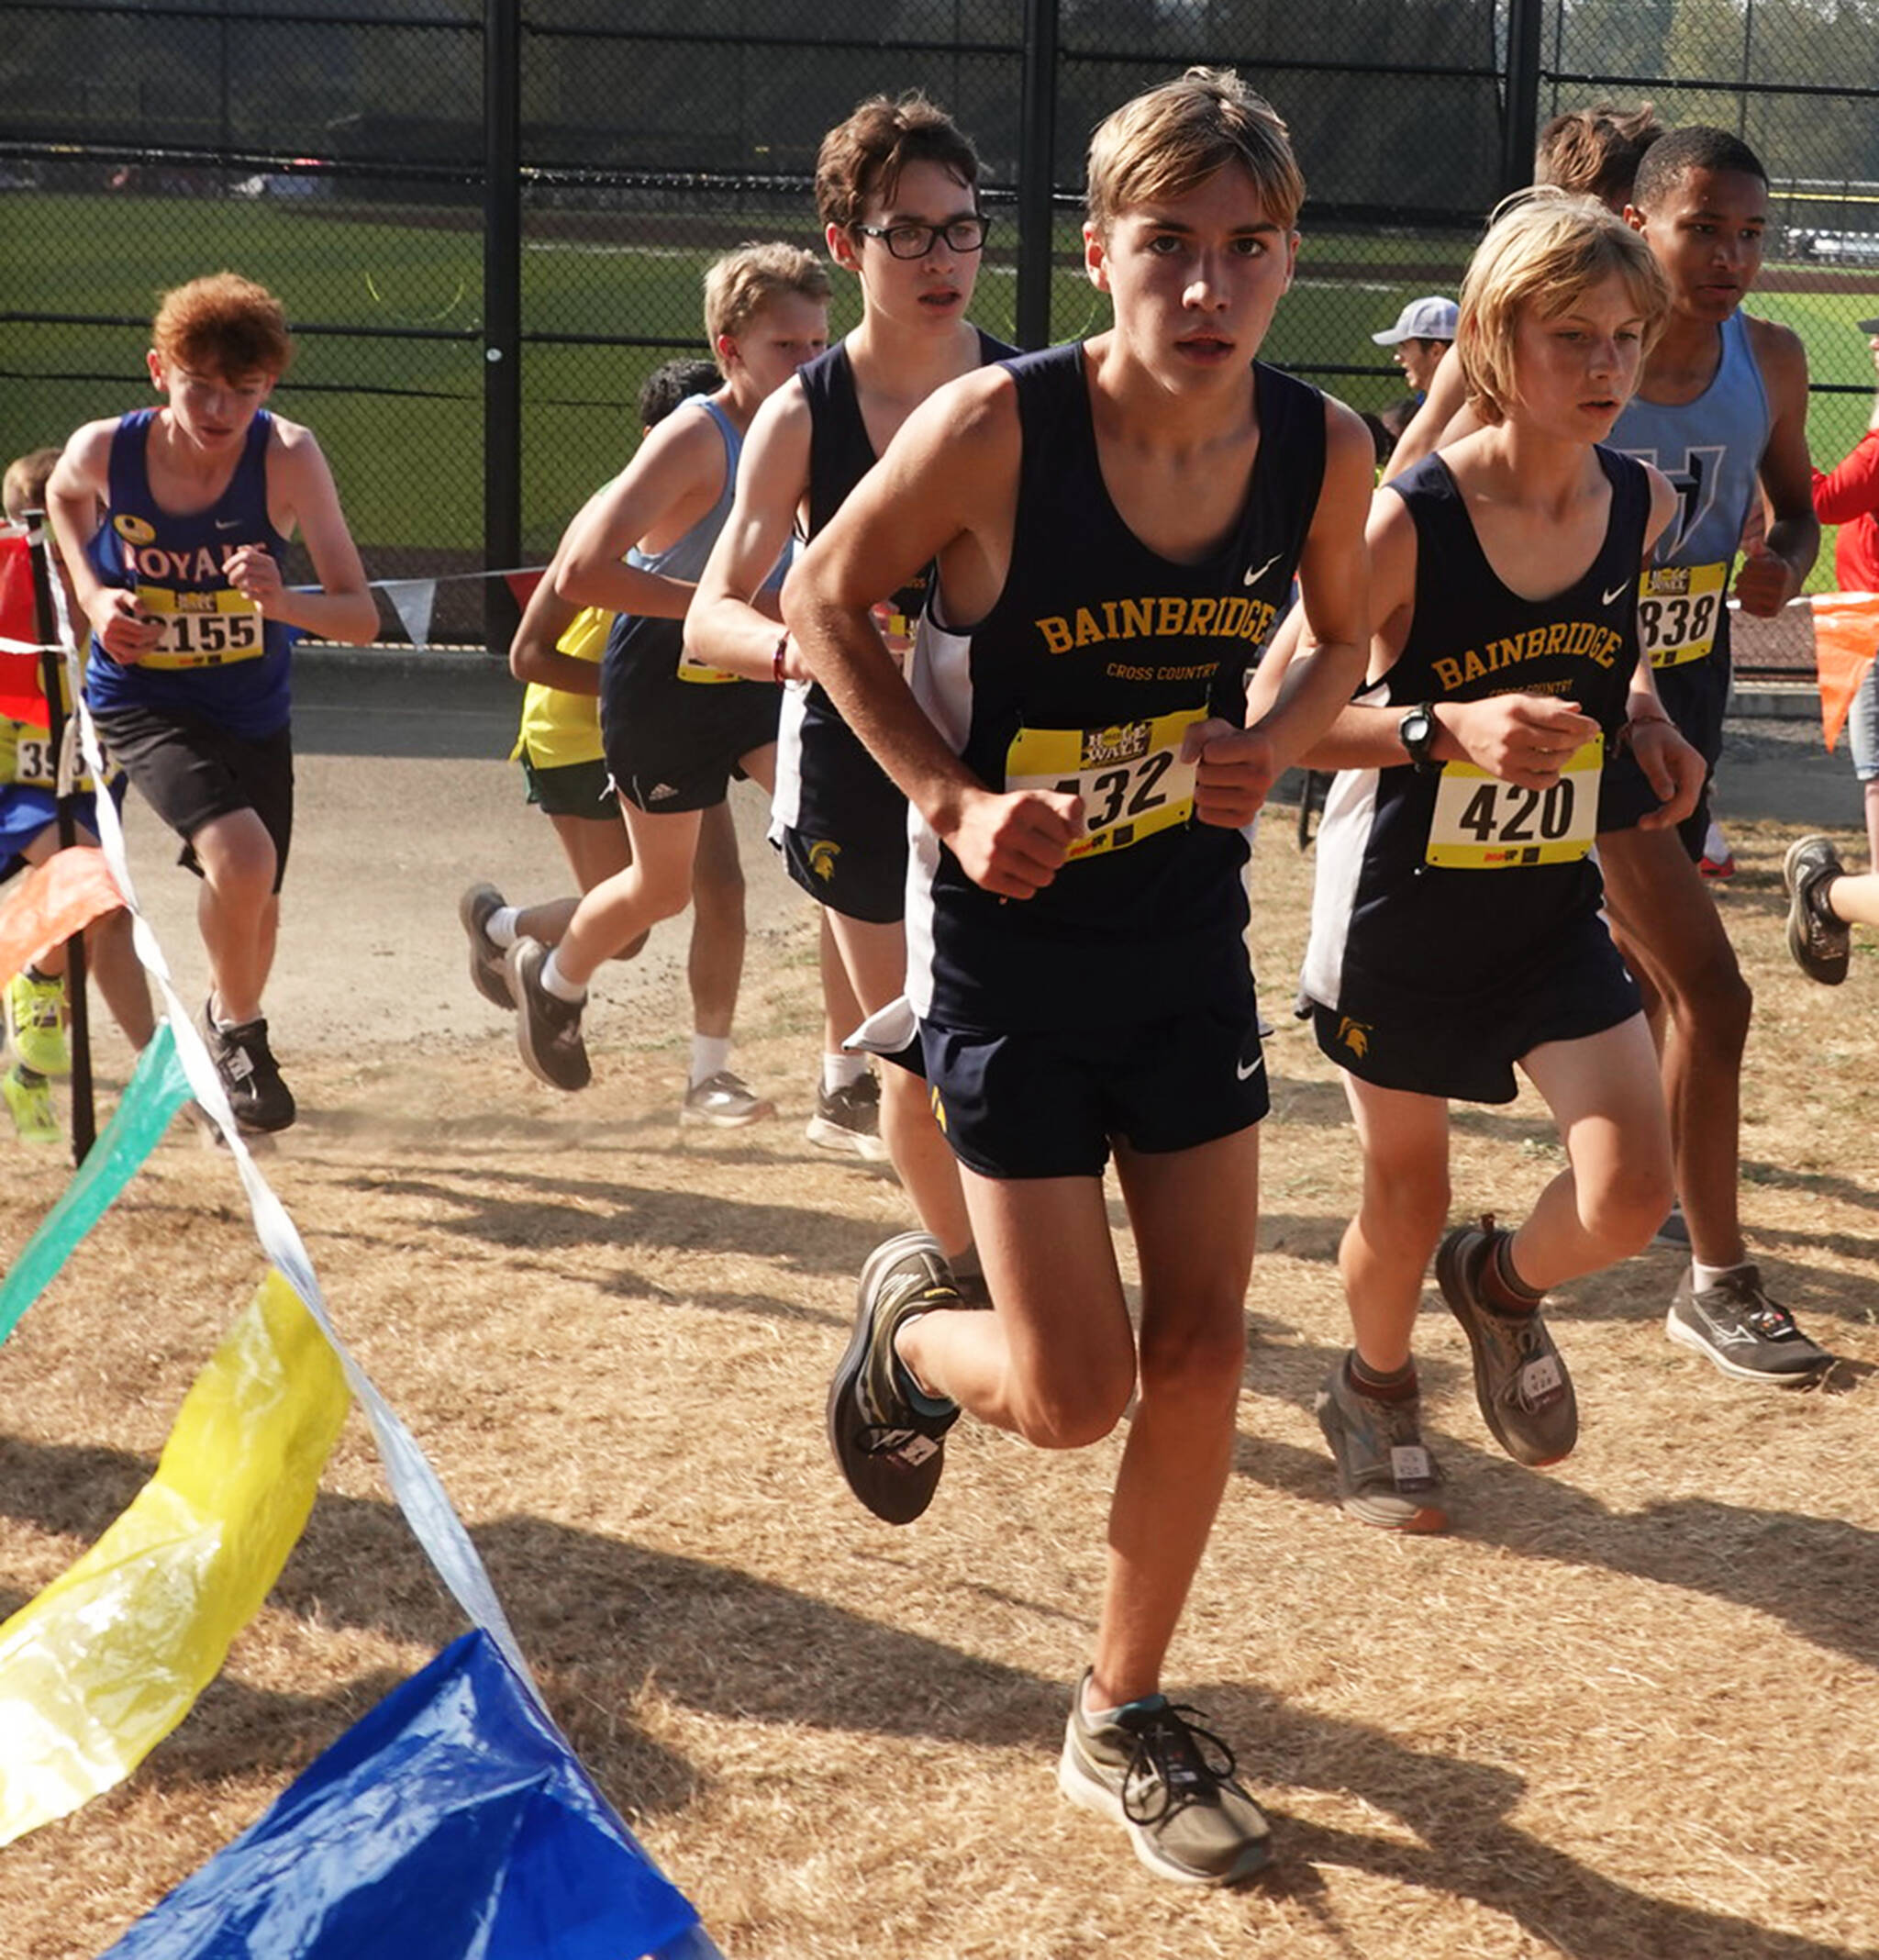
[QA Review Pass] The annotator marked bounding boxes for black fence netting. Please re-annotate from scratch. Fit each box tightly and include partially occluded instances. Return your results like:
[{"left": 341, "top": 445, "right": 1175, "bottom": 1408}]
[{"left": 3, "top": 0, "right": 1877, "bottom": 651}]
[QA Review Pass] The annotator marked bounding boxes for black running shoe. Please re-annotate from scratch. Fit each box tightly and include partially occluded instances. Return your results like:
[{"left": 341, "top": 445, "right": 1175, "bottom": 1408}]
[
  {"left": 459, "top": 883, "right": 514, "bottom": 1009},
  {"left": 827, "top": 1231, "right": 963, "bottom": 1523},
  {"left": 806, "top": 1074, "right": 888, "bottom": 1161},
  {"left": 1435, "top": 1219, "right": 1577, "bottom": 1466},
  {"left": 1666, "top": 1264, "right": 1834, "bottom": 1386},
  {"left": 506, "top": 937, "right": 591, "bottom": 1091},
  {"left": 1782, "top": 835, "right": 1850, "bottom": 986},
  {"left": 1058, "top": 1670, "right": 1272, "bottom": 1887},
  {"left": 201, "top": 999, "right": 296, "bottom": 1133}
]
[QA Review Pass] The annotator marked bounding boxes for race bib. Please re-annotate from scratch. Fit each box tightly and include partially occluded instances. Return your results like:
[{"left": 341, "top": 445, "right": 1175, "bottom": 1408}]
[
  {"left": 135, "top": 585, "right": 265, "bottom": 669},
  {"left": 1638, "top": 562, "right": 1725, "bottom": 669},
  {"left": 1425, "top": 734, "right": 1603, "bottom": 869},
  {"left": 675, "top": 640, "right": 740, "bottom": 685},
  {"left": 1006, "top": 706, "right": 1202, "bottom": 862},
  {"left": 0, "top": 718, "right": 56, "bottom": 788}
]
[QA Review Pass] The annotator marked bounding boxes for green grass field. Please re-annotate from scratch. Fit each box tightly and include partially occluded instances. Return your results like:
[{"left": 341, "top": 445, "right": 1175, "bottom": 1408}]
[{"left": 4, "top": 191, "right": 1873, "bottom": 592}]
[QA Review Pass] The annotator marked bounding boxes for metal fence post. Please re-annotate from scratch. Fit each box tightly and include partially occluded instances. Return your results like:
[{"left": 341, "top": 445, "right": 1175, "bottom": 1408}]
[
  {"left": 1501, "top": 0, "right": 1543, "bottom": 198},
  {"left": 484, "top": 0, "right": 523, "bottom": 656},
  {"left": 1016, "top": 0, "right": 1060, "bottom": 352}
]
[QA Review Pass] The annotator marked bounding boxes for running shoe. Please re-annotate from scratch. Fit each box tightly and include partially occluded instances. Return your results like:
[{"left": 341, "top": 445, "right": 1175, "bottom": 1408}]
[
  {"left": 826, "top": 1230, "right": 962, "bottom": 1523},
  {"left": 1313, "top": 1357, "right": 1448, "bottom": 1531},
  {"left": 1666, "top": 1264, "right": 1834, "bottom": 1386},
  {"left": 200, "top": 999, "right": 296, "bottom": 1133},
  {"left": 458, "top": 883, "right": 513, "bottom": 1009},
  {"left": 1435, "top": 1219, "right": 1577, "bottom": 1466},
  {"left": 806, "top": 1073, "right": 888, "bottom": 1161},
  {"left": 1697, "top": 850, "right": 1736, "bottom": 880},
  {"left": 1651, "top": 1202, "right": 1690, "bottom": 1250},
  {"left": 506, "top": 938, "right": 591, "bottom": 1091},
  {"left": 1782, "top": 834, "right": 1850, "bottom": 986},
  {"left": 1058, "top": 1670, "right": 1272, "bottom": 1887},
  {"left": 681, "top": 1070, "right": 775, "bottom": 1129},
  {"left": 5, "top": 969, "right": 69, "bottom": 1077},
  {"left": 3, "top": 1064, "right": 58, "bottom": 1144}
]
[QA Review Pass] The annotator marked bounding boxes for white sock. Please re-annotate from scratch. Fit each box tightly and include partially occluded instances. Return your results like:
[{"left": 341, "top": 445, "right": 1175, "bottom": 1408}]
[
  {"left": 690, "top": 1033, "right": 730, "bottom": 1087},
  {"left": 487, "top": 906, "right": 521, "bottom": 949},
  {"left": 824, "top": 1051, "right": 868, "bottom": 1094},
  {"left": 1692, "top": 1259, "right": 1751, "bottom": 1292},
  {"left": 539, "top": 949, "right": 586, "bottom": 1003}
]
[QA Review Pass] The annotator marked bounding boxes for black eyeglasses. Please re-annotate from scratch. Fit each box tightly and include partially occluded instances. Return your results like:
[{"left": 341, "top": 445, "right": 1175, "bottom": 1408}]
[{"left": 853, "top": 216, "right": 990, "bottom": 260}]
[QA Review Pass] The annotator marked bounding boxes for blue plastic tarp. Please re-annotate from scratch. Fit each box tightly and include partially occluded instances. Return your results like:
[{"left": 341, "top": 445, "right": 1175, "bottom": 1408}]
[{"left": 104, "top": 1631, "right": 711, "bottom": 1960}]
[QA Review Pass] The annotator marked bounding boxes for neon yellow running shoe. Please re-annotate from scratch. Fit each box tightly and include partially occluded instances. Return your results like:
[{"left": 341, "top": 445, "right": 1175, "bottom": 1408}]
[
  {"left": 5, "top": 969, "right": 69, "bottom": 1077},
  {"left": 3, "top": 1064, "right": 59, "bottom": 1144}
]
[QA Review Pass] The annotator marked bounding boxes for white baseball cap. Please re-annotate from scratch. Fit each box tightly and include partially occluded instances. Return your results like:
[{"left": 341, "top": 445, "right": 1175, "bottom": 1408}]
[{"left": 1373, "top": 296, "right": 1459, "bottom": 345}]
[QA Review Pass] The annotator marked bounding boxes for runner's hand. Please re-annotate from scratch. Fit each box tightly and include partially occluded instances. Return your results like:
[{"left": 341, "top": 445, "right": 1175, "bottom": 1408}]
[
  {"left": 224, "top": 544, "right": 286, "bottom": 613},
  {"left": 1629, "top": 718, "right": 1707, "bottom": 830},
  {"left": 1442, "top": 695, "right": 1600, "bottom": 789},
  {"left": 86, "top": 587, "right": 163, "bottom": 664},
  {"left": 945, "top": 785, "right": 1080, "bottom": 898},
  {"left": 1184, "top": 717, "right": 1278, "bottom": 828},
  {"left": 1733, "top": 543, "right": 1796, "bottom": 618}
]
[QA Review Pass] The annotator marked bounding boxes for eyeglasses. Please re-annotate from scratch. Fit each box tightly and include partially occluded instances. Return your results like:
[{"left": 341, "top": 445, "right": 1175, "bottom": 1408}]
[{"left": 853, "top": 216, "right": 990, "bottom": 260}]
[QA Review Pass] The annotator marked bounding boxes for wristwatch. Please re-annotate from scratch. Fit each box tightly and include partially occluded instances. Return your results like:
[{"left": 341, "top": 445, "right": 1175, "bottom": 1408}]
[{"left": 1398, "top": 703, "right": 1440, "bottom": 774}]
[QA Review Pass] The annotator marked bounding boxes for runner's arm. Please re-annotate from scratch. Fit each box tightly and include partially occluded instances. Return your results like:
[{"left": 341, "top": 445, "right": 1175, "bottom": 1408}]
[
  {"left": 246, "top": 418, "right": 378, "bottom": 645},
  {"left": 1737, "top": 317, "right": 1819, "bottom": 616},
  {"left": 1384, "top": 355, "right": 1477, "bottom": 477},
  {"left": 45, "top": 421, "right": 164, "bottom": 662},
  {"left": 509, "top": 541, "right": 599, "bottom": 696},
  {"left": 684, "top": 383, "right": 807, "bottom": 681},
  {"left": 1625, "top": 463, "right": 1706, "bottom": 827}
]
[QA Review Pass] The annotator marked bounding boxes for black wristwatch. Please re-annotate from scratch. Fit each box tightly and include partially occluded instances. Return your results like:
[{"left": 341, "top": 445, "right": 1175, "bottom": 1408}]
[{"left": 1398, "top": 703, "right": 1440, "bottom": 774}]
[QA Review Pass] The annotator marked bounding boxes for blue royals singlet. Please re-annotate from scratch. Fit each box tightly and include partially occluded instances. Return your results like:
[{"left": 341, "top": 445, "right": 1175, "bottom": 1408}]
[
  {"left": 83, "top": 407, "right": 295, "bottom": 739},
  {"left": 906, "top": 343, "right": 1325, "bottom": 1033}
]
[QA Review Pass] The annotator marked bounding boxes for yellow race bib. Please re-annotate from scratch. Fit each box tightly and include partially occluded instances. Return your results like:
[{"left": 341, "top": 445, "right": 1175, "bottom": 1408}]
[
  {"left": 1006, "top": 706, "right": 1203, "bottom": 862},
  {"left": 1425, "top": 734, "right": 1603, "bottom": 869},
  {"left": 1638, "top": 562, "right": 1725, "bottom": 670},
  {"left": 135, "top": 586, "right": 265, "bottom": 670}
]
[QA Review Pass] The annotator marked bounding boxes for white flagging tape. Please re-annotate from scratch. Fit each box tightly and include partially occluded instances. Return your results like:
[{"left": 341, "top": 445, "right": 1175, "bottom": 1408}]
[{"left": 33, "top": 529, "right": 540, "bottom": 1701}]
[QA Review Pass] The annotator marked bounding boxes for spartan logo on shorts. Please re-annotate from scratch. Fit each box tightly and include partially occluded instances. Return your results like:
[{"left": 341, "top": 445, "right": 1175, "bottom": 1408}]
[
  {"left": 807, "top": 839, "right": 840, "bottom": 882},
  {"left": 928, "top": 1084, "right": 948, "bottom": 1133},
  {"left": 1337, "top": 1016, "right": 1373, "bottom": 1060},
  {"left": 1080, "top": 722, "right": 1151, "bottom": 769}
]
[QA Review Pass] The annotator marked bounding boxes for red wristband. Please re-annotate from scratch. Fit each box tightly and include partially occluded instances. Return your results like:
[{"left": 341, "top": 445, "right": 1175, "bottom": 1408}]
[{"left": 773, "top": 633, "right": 789, "bottom": 685}]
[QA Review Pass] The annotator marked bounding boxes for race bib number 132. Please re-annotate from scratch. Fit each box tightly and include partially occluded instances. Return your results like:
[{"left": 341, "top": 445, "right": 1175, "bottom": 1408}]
[
  {"left": 1006, "top": 706, "right": 1202, "bottom": 862},
  {"left": 1425, "top": 734, "right": 1603, "bottom": 869}
]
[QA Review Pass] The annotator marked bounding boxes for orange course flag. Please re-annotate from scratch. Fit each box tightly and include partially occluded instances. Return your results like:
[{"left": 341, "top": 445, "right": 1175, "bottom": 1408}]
[
  {"left": 1811, "top": 591, "right": 1879, "bottom": 752},
  {"left": 0, "top": 847, "right": 124, "bottom": 981}
]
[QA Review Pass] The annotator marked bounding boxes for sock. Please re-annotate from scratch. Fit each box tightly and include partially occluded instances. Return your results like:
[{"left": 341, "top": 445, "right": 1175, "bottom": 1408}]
[
  {"left": 689, "top": 1033, "right": 730, "bottom": 1088},
  {"left": 1692, "top": 1259, "right": 1751, "bottom": 1293},
  {"left": 486, "top": 906, "right": 521, "bottom": 949},
  {"left": 1349, "top": 1352, "right": 1418, "bottom": 1401},
  {"left": 888, "top": 1313, "right": 957, "bottom": 1416},
  {"left": 824, "top": 1050, "right": 868, "bottom": 1094},
  {"left": 539, "top": 949, "right": 586, "bottom": 1003},
  {"left": 1480, "top": 1231, "right": 1544, "bottom": 1315},
  {"left": 22, "top": 963, "right": 54, "bottom": 986}
]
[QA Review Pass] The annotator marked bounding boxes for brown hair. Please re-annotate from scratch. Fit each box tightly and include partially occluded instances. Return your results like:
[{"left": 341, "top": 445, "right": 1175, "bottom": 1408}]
[
  {"left": 1535, "top": 104, "right": 1663, "bottom": 210},
  {"left": 3, "top": 446, "right": 63, "bottom": 523},
  {"left": 1085, "top": 67, "right": 1304, "bottom": 236},
  {"left": 815, "top": 93, "right": 980, "bottom": 233},
  {"left": 151, "top": 272, "right": 294, "bottom": 380},
  {"left": 1457, "top": 188, "right": 1671, "bottom": 426},
  {"left": 702, "top": 242, "right": 831, "bottom": 371}
]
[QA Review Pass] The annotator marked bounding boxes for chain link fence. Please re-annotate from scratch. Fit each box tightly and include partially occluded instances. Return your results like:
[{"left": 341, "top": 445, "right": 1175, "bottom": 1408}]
[{"left": 4, "top": 0, "right": 1877, "bottom": 650}]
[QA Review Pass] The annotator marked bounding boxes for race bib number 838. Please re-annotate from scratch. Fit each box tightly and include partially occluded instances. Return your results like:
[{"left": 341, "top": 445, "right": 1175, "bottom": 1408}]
[
  {"left": 1006, "top": 706, "right": 1203, "bottom": 862},
  {"left": 1425, "top": 734, "right": 1603, "bottom": 869},
  {"left": 1638, "top": 562, "right": 1725, "bottom": 670}
]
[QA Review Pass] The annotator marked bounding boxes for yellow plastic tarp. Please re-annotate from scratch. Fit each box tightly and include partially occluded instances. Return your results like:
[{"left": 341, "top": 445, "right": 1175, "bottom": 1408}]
[{"left": 0, "top": 1270, "right": 350, "bottom": 1843}]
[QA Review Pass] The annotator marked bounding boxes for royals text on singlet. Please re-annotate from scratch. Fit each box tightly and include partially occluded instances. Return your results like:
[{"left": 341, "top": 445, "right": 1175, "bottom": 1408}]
[
  {"left": 906, "top": 344, "right": 1325, "bottom": 1033},
  {"left": 83, "top": 407, "right": 295, "bottom": 738}
]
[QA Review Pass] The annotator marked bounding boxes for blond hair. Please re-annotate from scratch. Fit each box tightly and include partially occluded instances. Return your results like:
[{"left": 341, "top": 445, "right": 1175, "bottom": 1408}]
[
  {"left": 1457, "top": 188, "right": 1671, "bottom": 426},
  {"left": 1085, "top": 67, "right": 1304, "bottom": 236},
  {"left": 3, "top": 446, "right": 62, "bottom": 524},
  {"left": 702, "top": 242, "right": 831, "bottom": 373},
  {"left": 151, "top": 272, "right": 293, "bottom": 380}
]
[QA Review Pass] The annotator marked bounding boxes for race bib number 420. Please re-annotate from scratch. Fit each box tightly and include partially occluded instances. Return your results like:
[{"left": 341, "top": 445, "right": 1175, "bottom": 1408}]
[
  {"left": 135, "top": 586, "right": 264, "bottom": 669},
  {"left": 1638, "top": 562, "right": 1725, "bottom": 669},
  {"left": 1425, "top": 734, "right": 1603, "bottom": 869},
  {"left": 1006, "top": 706, "right": 1202, "bottom": 862}
]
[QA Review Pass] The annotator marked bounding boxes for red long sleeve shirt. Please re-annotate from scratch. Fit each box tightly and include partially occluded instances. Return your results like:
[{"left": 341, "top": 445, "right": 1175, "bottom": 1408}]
[{"left": 1813, "top": 428, "right": 1879, "bottom": 593}]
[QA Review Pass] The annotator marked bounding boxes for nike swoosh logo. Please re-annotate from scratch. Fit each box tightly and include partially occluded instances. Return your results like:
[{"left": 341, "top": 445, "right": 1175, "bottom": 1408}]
[
  {"left": 1602, "top": 582, "right": 1632, "bottom": 607},
  {"left": 1243, "top": 554, "right": 1280, "bottom": 587},
  {"left": 1237, "top": 1052, "right": 1265, "bottom": 1081},
  {"left": 215, "top": 518, "right": 244, "bottom": 530}
]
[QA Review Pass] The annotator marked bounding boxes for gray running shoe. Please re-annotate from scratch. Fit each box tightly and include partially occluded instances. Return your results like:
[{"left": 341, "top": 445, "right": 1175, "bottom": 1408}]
[
  {"left": 806, "top": 1073, "right": 889, "bottom": 1161},
  {"left": 1667, "top": 1264, "right": 1834, "bottom": 1386},
  {"left": 200, "top": 998, "right": 296, "bottom": 1133},
  {"left": 506, "top": 938, "right": 591, "bottom": 1092},
  {"left": 459, "top": 883, "right": 513, "bottom": 1009},
  {"left": 1435, "top": 1219, "right": 1577, "bottom": 1466},
  {"left": 1313, "top": 1358, "right": 1448, "bottom": 1531},
  {"left": 826, "top": 1231, "right": 962, "bottom": 1523},
  {"left": 1058, "top": 1670, "right": 1271, "bottom": 1887},
  {"left": 1783, "top": 835, "right": 1850, "bottom": 986},
  {"left": 681, "top": 1069, "right": 775, "bottom": 1129}
]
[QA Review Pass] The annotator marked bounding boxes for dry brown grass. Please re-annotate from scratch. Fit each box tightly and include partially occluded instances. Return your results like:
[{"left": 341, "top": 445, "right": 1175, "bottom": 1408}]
[{"left": 2, "top": 809, "right": 1876, "bottom": 1960}]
